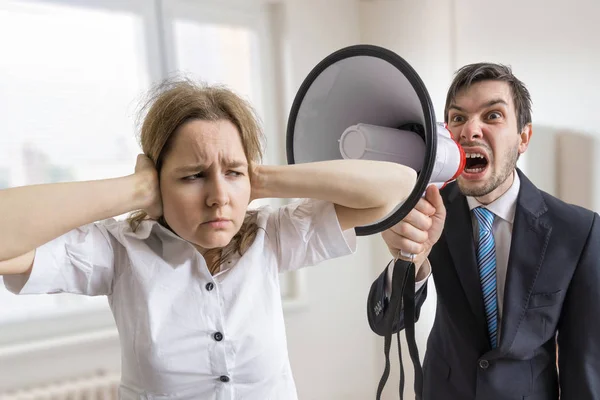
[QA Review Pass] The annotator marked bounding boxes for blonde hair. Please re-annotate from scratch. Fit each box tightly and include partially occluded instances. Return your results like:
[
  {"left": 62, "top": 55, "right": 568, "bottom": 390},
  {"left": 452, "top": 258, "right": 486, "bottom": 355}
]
[{"left": 127, "top": 77, "right": 266, "bottom": 274}]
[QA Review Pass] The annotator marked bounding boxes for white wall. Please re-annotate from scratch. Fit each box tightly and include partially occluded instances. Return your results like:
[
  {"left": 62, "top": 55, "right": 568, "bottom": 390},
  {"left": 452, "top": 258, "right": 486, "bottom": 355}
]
[{"left": 452, "top": 0, "right": 600, "bottom": 202}]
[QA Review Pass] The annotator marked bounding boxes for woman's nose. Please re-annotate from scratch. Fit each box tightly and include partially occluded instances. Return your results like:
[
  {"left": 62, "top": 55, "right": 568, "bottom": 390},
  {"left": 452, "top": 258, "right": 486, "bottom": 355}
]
[{"left": 205, "top": 177, "right": 229, "bottom": 207}]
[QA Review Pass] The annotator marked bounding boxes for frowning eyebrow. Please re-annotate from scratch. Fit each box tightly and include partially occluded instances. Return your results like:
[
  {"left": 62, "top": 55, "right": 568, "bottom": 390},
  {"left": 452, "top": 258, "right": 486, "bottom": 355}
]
[
  {"left": 174, "top": 160, "right": 248, "bottom": 174},
  {"left": 448, "top": 98, "right": 509, "bottom": 113}
]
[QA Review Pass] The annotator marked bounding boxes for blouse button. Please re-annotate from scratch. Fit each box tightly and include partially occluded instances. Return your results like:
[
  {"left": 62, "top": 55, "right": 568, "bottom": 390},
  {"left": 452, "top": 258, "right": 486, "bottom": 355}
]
[
  {"left": 219, "top": 375, "right": 230, "bottom": 383},
  {"left": 205, "top": 282, "right": 214, "bottom": 291},
  {"left": 213, "top": 332, "right": 223, "bottom": 341}
]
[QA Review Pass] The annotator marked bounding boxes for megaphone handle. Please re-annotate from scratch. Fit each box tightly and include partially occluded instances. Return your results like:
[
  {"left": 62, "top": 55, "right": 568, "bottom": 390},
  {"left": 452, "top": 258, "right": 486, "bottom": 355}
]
[
  {"left": 398, "top": 182, "right": 446, "bottom": 262},
  {"left": 398, "top": 250, "right": 415, "bottom": 263}
]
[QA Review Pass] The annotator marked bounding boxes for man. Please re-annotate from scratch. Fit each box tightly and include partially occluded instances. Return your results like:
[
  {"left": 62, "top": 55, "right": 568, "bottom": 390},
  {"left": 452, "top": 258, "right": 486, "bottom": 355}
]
[{"left": 367, "top": 63, "right": 600, "bottom": 399}]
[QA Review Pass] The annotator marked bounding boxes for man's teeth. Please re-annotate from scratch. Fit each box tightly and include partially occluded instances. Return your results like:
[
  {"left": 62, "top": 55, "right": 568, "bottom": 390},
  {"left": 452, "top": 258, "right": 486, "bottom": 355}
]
[
  {"left": 466, "top": 153, "right": 485, "bottom": 159},
  {"left": 464, "top": 152, "right": 487, "bottom": 173},
  {"left": 465, "top": 167, "right": 485, "bottom": 173}
]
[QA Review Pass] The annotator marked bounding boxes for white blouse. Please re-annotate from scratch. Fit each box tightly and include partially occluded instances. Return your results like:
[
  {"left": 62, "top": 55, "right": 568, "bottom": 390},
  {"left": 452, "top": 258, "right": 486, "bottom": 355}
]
[{"left": 5, "top": 198, "right": 357, "bottom": 400}]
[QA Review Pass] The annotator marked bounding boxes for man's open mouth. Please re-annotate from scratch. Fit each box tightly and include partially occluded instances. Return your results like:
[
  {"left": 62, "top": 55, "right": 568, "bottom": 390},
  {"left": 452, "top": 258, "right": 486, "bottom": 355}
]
[{"left": 464, "top": 152, "right": 489, "bottom": 174}]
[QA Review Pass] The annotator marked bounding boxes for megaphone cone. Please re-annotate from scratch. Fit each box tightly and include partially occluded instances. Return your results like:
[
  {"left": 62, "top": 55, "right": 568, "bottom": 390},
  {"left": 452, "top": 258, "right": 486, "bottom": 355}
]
[{"left": 286, "top": 44, "right": 465, "bottom": 236}]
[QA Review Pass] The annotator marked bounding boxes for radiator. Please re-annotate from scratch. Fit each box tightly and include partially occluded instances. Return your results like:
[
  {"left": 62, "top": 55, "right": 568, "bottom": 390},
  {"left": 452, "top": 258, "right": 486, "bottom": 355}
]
[{"left": 0, "top": 371, "right": 120, "bottom": 400}]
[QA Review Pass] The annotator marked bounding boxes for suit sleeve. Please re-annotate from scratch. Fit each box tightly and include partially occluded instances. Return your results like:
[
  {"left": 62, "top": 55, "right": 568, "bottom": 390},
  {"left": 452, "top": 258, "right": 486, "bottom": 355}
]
[
  {"left": 367, "top": 259, "right": 429, "bottom": 336},
  {"left": 557, "top": 212, "right": 600, "bottom": 399}
]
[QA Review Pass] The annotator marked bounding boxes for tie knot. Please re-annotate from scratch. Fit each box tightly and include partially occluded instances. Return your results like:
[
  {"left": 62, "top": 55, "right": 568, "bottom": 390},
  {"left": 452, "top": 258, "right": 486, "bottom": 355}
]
[{"left": 473, "top": 207, "right": 495, "bottom": 232}]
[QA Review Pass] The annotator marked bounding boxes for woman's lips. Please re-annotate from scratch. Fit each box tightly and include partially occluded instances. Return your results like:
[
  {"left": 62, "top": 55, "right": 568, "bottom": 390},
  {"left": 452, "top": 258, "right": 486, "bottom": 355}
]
[{"left": 203, "top": 219, "right": 231, "bottom": 229}]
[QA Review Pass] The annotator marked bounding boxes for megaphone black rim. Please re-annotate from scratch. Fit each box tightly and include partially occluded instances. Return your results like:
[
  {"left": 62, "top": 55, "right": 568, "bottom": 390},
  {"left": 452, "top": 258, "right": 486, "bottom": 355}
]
[{"left": 286, "top": 44, "right": 437, "bottom": 236}]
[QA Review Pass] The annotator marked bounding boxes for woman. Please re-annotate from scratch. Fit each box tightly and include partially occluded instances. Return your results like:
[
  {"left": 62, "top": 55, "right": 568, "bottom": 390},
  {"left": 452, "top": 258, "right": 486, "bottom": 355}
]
[{"left": 0, "top": 79, "right": 417, "bottom": 399}]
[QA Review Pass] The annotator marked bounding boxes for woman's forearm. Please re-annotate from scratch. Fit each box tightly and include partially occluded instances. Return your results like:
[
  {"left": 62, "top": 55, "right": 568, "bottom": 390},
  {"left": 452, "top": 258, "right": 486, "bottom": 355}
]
[
  {"left": 252, "top": 160, "right": 417, "bottom": 209},
  {"left": 0, "top": 173, "right": 151, "bottom": 262}
]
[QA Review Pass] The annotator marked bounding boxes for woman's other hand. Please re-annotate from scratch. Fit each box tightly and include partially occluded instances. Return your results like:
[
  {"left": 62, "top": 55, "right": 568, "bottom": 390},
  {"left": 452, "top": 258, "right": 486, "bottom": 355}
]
[{"left": 134, "top": 154, "right": 163, "bottom": 219}]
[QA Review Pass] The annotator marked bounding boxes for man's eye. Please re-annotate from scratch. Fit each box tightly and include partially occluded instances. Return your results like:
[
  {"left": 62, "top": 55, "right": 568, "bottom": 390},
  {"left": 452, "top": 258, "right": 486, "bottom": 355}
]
[
  {"left": 450, "top": 115, "right": 464, "bottom": 123},
  {"left": 184, "top": 172, "right": 203, "bottom": 180},
  {"left": 487, "top": 111, "right": 502, "bottom": 120},
  {"left": 228, "top": 171, "right": 244, "bottom": 177}
]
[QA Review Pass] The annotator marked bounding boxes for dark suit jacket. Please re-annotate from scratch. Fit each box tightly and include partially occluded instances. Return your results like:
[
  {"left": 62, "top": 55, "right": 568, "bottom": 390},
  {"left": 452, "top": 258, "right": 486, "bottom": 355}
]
[{"left": 367, "top": 169, "right": 600, "bottom": 399}]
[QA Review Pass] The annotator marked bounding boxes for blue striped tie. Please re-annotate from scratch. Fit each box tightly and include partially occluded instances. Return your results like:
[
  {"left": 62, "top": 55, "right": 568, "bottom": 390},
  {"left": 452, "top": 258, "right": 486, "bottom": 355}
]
[{"left": 473, "top": 207, "right": 498, "bottom": 348}]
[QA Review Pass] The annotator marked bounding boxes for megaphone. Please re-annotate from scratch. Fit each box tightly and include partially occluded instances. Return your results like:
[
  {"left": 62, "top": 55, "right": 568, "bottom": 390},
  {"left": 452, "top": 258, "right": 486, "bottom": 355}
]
[
  {"left": 286, "top": 44, "right": 465, "bottom": 236},
  {"left": 285, "top": 44, "right": 466, "bottom": 400}
]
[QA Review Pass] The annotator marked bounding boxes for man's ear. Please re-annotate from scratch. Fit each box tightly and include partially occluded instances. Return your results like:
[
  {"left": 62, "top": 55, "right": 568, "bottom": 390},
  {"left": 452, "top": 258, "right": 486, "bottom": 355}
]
[{"left": 518, "top": 123, "right": 533, "bottom": 154}]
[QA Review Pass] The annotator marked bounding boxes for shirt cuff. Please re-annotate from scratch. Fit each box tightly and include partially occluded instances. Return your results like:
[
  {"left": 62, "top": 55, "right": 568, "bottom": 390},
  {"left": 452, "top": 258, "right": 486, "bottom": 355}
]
[
  {"left": 415, "top": 258, "right": 431, "bottom": 291},
  {"left": 385, "top": 257, "right": 431, "bottom": 299}
]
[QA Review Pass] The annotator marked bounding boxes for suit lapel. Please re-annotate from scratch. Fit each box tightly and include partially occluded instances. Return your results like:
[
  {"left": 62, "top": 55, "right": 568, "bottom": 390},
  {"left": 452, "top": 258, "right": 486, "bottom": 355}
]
[
  {"left": 443, "top": 169, "right": 552, "bottom": 357},
  {"left": 490, "top": 170, "right": 552, "bottom": 357},
  {"left": 443, "top": 184, "right": 486, "bottom": 325}
]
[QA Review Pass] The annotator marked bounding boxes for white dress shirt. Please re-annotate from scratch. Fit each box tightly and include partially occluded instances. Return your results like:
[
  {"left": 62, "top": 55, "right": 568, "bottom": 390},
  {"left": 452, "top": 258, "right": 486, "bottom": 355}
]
[
  {"left": 386, "top": 171, "right": 520, "bottom": 334},
  {"left": 5, "top": 198, "right": 357, "bottom": 400}
]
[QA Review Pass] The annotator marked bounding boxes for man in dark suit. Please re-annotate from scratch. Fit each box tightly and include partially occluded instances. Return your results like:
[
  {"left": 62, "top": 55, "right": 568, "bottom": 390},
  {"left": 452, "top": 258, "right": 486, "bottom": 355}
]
[{"left": 368, "top": 62, "right": 600, "bottom": 399}]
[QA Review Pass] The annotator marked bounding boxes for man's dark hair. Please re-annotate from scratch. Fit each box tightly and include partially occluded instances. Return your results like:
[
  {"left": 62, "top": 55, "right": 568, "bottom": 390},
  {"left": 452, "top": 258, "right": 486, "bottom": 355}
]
[{"left": 443, "top": 63, "right": 532, "bottom": 132}]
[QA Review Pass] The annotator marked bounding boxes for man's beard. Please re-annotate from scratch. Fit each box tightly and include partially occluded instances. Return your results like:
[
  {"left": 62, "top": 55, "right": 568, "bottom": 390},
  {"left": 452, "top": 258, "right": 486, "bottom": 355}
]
[{"left": 457, "top": 143, "right": 519, "bottom": 197}]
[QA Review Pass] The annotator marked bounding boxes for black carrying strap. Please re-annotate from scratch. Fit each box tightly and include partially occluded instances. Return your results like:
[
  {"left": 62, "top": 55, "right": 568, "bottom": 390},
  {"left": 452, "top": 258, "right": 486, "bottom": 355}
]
[{"left": 376, "top": 258, "right": 424, "bottom": 400}]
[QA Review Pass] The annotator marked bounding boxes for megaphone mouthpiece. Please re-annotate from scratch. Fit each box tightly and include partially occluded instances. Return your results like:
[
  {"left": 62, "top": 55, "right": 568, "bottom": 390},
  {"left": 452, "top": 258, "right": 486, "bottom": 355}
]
[
  {"left": 339, "top": 123, "right": 426, "bottom": 171},
  {"left": 427, "top": 123, "right": 466, "bottom": 188}
]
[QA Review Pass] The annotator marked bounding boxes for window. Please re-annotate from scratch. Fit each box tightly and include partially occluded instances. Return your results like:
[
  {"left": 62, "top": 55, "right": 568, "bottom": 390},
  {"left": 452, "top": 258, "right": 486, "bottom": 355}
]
[
  {"left": 0, "top": 0, "right": 153, "bottom": 343},
  {"left": 173, "top": 22, "right": 258, "bottom": 103},
  {"left": 0, "top": 0, "right": 294, "bottom": 347}
]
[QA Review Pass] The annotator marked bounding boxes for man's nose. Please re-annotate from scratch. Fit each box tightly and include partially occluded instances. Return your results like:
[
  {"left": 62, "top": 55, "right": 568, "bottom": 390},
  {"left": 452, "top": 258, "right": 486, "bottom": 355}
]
[{"left": 460, "top": 119, "right": 483, "bottom": 142}]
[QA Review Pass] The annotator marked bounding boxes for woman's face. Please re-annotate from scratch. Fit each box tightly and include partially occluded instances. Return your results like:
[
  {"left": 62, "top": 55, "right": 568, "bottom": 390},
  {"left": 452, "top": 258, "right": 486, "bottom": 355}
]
[{"left": 159, "top": 119, "right": 251, "bottom": 252}]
